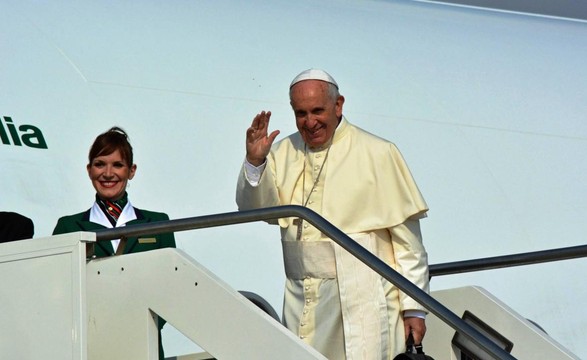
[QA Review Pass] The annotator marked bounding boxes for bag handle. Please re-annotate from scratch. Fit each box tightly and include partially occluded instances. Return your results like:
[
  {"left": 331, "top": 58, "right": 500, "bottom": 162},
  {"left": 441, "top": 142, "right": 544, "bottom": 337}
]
[{"left": 406, "top": 333, "right": 424, "bottom": 354}]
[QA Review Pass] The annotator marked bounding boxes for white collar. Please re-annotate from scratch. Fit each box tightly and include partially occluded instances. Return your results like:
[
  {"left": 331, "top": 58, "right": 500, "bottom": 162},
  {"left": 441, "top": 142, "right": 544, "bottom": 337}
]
[{"left": 89, "top": 199, "right": 137, "bottom": 228}]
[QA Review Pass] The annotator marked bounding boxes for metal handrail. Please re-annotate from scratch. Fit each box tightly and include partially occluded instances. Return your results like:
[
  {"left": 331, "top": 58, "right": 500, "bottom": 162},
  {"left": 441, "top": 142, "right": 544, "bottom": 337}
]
[
  {"left": 430, "top": 244, "right": 587, "bottom": 277},
  {"left": 94, "top": 205, "right": 515, "bottom": 360}
]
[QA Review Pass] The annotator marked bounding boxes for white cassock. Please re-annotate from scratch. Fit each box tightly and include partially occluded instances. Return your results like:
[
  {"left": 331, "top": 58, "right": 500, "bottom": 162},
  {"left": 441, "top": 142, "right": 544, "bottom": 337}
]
[{"left": 236, "top": 117, "right": 430, "bottom": 359}]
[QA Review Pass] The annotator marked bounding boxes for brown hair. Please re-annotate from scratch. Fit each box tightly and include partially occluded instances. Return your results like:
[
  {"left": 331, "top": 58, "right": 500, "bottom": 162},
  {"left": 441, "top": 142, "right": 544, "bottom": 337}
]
[{"left": 88, "top": 127, "right": 134, "bottom": 166}]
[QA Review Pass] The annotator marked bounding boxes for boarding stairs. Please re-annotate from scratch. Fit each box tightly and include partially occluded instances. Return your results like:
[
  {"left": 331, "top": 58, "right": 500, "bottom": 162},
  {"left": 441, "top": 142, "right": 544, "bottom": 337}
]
[{"left": 0, "top": 206, "right": 582, "bottom": 359}]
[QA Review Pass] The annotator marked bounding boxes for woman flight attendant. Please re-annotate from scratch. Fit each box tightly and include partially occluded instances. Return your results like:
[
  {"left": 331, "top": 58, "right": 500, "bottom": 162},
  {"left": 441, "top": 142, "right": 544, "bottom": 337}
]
[{"left": 53, "top": 126, "right": 175, "bottom": 359}]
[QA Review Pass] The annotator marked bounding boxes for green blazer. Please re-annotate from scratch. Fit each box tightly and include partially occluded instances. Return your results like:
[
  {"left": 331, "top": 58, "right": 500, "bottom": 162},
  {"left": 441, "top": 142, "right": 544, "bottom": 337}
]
[
  {"left": 53, "top": 207, "right": 176, "bottom": 257},
  {"left": 53, "top": 206, "right": 175, "bottom": 360}
]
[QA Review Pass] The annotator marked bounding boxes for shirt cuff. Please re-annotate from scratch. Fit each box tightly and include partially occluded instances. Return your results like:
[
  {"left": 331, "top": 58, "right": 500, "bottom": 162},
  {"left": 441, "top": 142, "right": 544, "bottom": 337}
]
[
  {"left": 244, "top": 158, "right": 267, "bottom": 186},
  {"left": 403, "top": 310, "right": 426, "bottom": 319}
]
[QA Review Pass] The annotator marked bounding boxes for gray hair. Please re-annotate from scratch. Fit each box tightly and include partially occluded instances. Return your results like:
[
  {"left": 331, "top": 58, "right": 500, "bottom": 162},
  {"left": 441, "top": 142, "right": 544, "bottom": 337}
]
[{"left": 289, "top": 81, "right": 341, "bottom": 101}]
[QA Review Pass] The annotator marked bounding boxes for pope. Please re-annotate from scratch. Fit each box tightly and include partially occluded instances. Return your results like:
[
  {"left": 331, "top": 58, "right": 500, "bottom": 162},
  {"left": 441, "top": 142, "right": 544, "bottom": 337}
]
[{"left": 236, "top": 69, "right": 430, "bottom": 359}]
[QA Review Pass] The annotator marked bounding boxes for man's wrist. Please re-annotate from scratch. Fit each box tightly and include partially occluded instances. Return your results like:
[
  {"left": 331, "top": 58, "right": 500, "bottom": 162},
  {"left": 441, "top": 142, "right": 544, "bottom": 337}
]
[
  {"left": 403, "top": 310, "right": 426, "bottom": 319},
  {"left": 246, "top": 156, "right": 266, "bottom": 167}
]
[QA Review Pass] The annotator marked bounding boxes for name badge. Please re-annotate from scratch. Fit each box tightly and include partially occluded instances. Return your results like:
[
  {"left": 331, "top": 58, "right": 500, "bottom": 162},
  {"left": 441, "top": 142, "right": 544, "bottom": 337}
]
[{"left": 138, "top": 237, "right": 157, "bottom": 244}]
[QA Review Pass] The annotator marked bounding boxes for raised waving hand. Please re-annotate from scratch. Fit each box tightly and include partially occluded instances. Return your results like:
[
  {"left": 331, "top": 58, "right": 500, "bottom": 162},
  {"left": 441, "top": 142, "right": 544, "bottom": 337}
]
[{"left": 245, "top": 111, "right": 280, "bottom": 166}]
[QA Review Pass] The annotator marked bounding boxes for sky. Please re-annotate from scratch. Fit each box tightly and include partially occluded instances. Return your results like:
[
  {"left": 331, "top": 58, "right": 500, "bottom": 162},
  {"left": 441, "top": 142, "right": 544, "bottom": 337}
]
[{"left": 1, "top": 0, "right": 586, "bottom": 358}]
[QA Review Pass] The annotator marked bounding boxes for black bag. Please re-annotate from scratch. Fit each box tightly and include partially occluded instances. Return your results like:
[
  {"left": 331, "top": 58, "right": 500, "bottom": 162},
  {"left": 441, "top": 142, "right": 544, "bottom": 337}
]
[{"left": 393, "top": 333, "right": 435, "bottom": 360}]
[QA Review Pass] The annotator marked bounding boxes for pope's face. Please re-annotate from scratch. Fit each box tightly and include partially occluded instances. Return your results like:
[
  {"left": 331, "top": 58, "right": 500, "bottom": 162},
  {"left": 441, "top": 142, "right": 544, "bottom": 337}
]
[
  {"left": 290, "top": 80, "right": 344, "bottom": 149},
  {"left": 87, "top": 149, "right": 136, "bottom": 201}
]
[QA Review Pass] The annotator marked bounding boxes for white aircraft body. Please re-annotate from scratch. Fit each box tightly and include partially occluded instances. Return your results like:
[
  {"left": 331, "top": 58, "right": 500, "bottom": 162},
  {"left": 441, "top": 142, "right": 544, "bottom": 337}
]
[{"left": 2, "top": 0, "right": 586, "bottom": 357}]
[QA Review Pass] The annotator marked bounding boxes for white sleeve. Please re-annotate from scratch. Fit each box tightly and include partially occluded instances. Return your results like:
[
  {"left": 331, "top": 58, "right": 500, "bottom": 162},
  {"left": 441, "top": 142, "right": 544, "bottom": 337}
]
[
  {"left": 403, "top": 310, "right": 426, "bottom": 319},
  {"left": 389, "top": 219, "right": 430, "bottom": 314},
  {"left": 243, "top": 158, "right": 267, "bottom": 187}
]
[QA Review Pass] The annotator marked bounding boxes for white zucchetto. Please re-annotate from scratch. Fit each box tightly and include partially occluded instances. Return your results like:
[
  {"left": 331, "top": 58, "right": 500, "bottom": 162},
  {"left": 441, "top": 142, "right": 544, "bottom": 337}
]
[{"left": 290, "top": 69, "right": 339, "bottom": 89}]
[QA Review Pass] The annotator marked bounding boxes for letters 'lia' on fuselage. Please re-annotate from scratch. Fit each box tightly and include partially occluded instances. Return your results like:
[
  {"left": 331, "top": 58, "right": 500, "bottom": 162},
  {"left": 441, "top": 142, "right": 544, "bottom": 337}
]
[{"left": 0, "top": 116, "right": 48, "bottom": 149}]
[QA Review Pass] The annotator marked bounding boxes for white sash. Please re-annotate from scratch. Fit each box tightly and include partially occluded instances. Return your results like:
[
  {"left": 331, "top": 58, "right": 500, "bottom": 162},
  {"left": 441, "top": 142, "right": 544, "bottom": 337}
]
[
  {"left": 335, "top": 232, "right": 389, "bottom": 359},
  {"left": 282, "top": 231, "right": 390, "bottom": 359}
]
